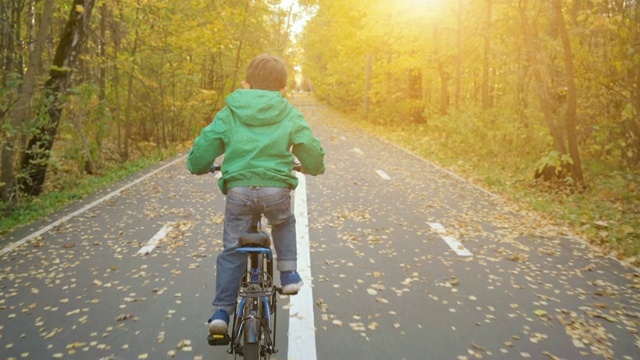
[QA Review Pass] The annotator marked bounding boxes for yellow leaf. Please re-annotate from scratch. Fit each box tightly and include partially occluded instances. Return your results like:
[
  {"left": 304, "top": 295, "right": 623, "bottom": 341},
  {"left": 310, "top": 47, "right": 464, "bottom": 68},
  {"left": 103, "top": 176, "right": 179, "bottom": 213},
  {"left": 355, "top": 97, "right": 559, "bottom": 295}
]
[
  {"left": 75, "top": 5, "right": 84, "bottom": 13},
  {"left": 534, "top": 309, "right": 548, "bottom": 317}
]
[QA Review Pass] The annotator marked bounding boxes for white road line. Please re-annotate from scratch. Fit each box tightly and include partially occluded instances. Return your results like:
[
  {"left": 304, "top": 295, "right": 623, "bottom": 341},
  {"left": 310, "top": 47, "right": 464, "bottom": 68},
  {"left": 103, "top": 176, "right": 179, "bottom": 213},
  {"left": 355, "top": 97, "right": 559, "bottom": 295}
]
[
  {"left": 137, "top": 223, "right": 173, "bottom": 255},
  {"left": 0, "top": 155, "right": 187, "bottom": 257},
  {"left": 376, "top": 169, "right": 391, "bottom": 180},
  {"left": 427, "top": 222, "right": 473, "bottom": 257},
  {"left": 288, "top": 172, "right": 317, "bottom": 360}
]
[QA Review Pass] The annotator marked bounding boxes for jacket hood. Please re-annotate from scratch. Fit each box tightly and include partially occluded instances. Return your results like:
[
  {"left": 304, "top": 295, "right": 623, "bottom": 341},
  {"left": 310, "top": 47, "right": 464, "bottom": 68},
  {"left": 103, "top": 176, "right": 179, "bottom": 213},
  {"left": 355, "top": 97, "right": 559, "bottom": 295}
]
[{"left": 225, "top": 89, "right": 291, "bottom": 126}]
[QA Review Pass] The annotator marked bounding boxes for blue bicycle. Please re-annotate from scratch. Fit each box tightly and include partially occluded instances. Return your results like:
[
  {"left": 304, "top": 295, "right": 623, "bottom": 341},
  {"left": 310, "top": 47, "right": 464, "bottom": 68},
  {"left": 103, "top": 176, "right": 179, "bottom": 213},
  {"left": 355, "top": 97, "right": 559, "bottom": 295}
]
[{"left": 207, "top": 164, "right": 300, "bottom": 359}]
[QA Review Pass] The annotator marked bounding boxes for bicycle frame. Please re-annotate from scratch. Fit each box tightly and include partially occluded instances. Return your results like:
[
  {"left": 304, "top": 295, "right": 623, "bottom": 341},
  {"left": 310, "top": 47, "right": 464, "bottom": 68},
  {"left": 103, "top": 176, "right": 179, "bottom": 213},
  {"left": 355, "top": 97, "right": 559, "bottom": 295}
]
[
  {"left": 208, "top": 229, "right": 280, "bottom": 359},
  {"left": 232, "top": 246, "right": 278, "bottom": 358}
]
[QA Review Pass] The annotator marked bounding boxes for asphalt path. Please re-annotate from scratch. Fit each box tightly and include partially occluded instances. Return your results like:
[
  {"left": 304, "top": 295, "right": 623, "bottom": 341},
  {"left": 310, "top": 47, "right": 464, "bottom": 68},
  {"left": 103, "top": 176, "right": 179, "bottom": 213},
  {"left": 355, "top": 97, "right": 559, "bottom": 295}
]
[{"left": 1, "top": 94, "right": 639, "bottom": 360}]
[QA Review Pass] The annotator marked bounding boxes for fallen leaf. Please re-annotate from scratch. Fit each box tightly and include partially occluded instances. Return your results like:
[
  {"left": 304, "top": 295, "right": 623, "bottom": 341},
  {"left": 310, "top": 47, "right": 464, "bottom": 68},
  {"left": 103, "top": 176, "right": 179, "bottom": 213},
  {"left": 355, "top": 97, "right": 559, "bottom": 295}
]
[
  {"left": 534, "top": 309, "right": 548, "bottom": 317},
  {"left": 116, "top": 313, "right": 135, "bottom": 321}
]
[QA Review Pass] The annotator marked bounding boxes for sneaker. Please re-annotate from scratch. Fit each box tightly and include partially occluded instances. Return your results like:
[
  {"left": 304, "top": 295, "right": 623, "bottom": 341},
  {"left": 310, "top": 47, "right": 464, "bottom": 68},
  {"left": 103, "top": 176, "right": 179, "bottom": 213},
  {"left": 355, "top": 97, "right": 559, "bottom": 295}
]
[
  {"left": 280, "top": 271, "right": 303, "bottom": 295},
  {"left": 208, "top": 309, "right": 229, "bottom": 335}
]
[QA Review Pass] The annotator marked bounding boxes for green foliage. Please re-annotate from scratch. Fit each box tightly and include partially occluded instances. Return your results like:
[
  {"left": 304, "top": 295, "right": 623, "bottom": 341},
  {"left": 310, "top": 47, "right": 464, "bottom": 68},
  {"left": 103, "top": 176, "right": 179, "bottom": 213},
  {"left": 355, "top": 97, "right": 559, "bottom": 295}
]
[{"left": 535, "top": 150, "right": 573, "bottom": 175}]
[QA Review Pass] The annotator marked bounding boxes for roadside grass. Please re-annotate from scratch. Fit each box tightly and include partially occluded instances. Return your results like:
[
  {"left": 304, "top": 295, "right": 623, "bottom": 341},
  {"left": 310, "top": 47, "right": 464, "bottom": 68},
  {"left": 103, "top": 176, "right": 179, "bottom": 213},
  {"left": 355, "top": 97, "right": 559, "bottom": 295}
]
[
  {"left": 0, "top": 153, "right": 173, "bottom": 236},
  {"left": 355, "top": 113, "right": 640, "bottom": 267}
]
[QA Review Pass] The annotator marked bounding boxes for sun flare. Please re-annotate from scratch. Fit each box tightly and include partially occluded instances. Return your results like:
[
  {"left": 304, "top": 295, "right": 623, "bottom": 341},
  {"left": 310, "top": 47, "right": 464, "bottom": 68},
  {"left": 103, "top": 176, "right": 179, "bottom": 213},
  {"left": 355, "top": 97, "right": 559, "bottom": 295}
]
[{"left": 390, "top": 0, "right": 448, "bottom": 18}]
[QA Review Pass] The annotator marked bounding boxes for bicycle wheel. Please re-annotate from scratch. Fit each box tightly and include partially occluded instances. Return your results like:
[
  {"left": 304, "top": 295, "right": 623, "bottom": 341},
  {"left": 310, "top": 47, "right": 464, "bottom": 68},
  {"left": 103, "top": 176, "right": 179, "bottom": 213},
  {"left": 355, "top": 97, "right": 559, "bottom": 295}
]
[
  {"left": 243, "top": 342, "right": 260, "bottom": 360},
  {"left": 243, "top": 299, "right": 262, "bottom": 360}
]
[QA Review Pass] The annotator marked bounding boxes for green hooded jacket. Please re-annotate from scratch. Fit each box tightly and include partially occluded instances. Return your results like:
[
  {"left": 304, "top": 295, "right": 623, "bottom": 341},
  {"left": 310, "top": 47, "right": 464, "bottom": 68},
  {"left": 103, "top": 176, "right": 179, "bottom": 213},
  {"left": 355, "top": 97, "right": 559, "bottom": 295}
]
[{"left": 187, "top": 89, "right": 325, "bottom": 194}]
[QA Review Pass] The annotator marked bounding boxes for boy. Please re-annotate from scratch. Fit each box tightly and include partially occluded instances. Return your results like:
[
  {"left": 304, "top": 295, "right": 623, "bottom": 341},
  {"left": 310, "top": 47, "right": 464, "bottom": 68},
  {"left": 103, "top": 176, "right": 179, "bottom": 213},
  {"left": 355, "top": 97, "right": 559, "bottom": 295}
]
[{"left": 187, "top": 54, "right": 325, "bottom": 336}]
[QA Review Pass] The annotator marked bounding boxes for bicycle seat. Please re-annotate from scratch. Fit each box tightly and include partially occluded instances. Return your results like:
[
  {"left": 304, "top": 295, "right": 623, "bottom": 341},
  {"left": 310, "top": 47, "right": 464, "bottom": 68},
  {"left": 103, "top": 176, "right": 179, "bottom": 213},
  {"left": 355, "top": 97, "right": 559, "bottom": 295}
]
[{"left": 239, "top": 232, "right": 271, "bottom": 248}]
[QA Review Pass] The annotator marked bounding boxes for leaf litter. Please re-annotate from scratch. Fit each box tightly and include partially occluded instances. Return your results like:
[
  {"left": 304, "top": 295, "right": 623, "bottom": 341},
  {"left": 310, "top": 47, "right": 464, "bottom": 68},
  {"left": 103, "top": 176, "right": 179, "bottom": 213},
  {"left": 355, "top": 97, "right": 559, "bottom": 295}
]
[
  {"left": 303, "top": 99, "right": 640, "bottom": 360},
  {"left": 0, "top": 168, "right": 225, "bottom": 359},
  {"left": 0, "top": 97, "right": 638, "bottom": 359}
]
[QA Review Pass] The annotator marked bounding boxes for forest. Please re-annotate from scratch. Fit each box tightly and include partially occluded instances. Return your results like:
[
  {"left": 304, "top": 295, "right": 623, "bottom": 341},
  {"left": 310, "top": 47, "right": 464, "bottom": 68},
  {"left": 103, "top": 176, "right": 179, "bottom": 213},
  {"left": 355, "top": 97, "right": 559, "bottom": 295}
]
[{"left": 1, "top": 0, "right": 639, "bottom": 264}]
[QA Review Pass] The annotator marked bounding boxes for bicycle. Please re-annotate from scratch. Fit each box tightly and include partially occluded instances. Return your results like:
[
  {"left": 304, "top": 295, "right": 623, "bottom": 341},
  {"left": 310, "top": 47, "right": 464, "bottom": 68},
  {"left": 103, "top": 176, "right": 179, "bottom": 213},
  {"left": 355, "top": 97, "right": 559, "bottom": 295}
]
[{"left": 207, "top": 163, "right": 301, "bottom": 360}]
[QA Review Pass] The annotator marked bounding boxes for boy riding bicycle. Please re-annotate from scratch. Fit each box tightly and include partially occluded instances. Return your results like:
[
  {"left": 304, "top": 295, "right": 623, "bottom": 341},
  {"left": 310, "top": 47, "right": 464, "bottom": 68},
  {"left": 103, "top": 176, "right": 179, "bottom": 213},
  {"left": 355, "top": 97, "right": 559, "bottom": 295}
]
[{"left": 187, "top": 54, "right": 325, "bottom": 336}]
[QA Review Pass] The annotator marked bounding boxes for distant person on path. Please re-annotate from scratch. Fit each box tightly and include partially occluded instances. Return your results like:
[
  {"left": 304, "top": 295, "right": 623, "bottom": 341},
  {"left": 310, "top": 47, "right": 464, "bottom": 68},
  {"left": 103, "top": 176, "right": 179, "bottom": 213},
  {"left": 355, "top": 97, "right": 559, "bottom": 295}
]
[{"left": 186, "top": 53, "right": 325, "bottom": 336}]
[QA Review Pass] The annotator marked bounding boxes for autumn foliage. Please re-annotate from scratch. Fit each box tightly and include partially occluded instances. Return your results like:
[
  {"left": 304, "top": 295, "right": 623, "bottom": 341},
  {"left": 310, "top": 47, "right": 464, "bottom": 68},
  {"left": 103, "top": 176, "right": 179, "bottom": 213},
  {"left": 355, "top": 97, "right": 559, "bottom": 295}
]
[{"left": 299, "top": 0, "right": 639, "bottom": 260}]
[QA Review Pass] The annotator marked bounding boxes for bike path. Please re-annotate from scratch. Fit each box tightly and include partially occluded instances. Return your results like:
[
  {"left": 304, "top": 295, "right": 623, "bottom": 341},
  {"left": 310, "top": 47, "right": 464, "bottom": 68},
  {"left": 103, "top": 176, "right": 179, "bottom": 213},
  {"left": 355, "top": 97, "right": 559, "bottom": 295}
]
[
  {"left": 0, "top": 95, "right": 638, "bottom": 360},
  {"left": 292, "top": 95, "right": 639, "bottom": 360},
  {"left": 0, "top": 155, "right": 303, "bottom": 359}
]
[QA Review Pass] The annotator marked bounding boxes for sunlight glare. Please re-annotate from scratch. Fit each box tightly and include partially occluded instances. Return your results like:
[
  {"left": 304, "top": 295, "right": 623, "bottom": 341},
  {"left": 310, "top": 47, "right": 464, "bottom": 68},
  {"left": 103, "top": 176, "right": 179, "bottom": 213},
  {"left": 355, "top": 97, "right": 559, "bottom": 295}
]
[{"left": 400, "top": 0, "right": 446, "bottom": 17}]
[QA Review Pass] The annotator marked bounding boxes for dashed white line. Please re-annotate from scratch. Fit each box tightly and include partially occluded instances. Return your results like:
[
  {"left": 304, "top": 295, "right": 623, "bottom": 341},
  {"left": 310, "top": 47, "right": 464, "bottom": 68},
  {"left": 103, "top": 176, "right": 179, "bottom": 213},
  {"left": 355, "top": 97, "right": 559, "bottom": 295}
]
[
  {"left": 137, "top": 223, "right": 173, "bottom": 255},
  {"left": 288, "top": 172, "right": 317, "bottom": 360},
  {"left": 0, "top": 155, "right": 187, "bottom": 257},
  {"left": 427, "top": 222, "right": 473, "bottom": 257},
  {"left": 376, "top": 169, "right": 391, "bottom": 180}
]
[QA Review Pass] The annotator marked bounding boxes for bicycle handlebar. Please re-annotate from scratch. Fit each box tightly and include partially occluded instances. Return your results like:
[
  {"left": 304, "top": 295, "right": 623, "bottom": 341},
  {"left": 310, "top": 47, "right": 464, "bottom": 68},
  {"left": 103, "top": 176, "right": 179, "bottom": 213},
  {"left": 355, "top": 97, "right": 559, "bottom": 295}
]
[{"left": 209, "top": 162, "right": 302, "bottom": 173}]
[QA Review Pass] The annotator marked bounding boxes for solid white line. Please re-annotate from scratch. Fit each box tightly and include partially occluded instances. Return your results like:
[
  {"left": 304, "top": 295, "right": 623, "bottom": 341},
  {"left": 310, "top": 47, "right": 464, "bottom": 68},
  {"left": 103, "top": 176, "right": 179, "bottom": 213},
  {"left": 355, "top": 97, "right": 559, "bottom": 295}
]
[
  {"left": 288, "top": 172, "right": 317, "bottom": 360},
  {"left": 427, "top": 222, "right": 445, "bottom": 232},
  {"left": 0, "top": 155, "right": 187, "bottom": 257},
  {"left": 427, "top": 222, "right": 473, "bottom": 257},
  {"left": 137, "top": 223, "right": 173, "bottom": 255},
  {"left": 376, "top": 169, "right": 391, "bottom": 180}
]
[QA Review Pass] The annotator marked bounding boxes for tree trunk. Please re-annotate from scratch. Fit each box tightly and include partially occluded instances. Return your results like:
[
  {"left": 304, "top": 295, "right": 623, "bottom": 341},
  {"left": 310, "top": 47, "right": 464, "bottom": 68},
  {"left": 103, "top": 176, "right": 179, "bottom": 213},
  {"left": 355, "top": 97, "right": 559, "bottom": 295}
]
[
  {"left": 519, "top": 1, "right": 566, "bottom": 154},
  {"left": 99, "top": 3, "right": 106, "bottom": 102},
  {"left": 122, "top": 6, "right": 140, "bottom": 162},
  {"left": 1, "top": 0, "right": 54, "bottom": 203},
  {"left": 19, "top": 0, "right": 96, "bottom": 196},
  {"left": 363, "top": 53, "right": 372, "bottom": 120},
  {"left": 109, "top": 3, "right": 123, "bottom": 161},
  {"left": 408, "top": 67, "right": 424, "bottom": 123},
  {"left": 630, "top": 0, "right": 640, "bottom": 166},
  {"left": 482, "top": 0, "right": 492, "bottom": 110},
  {"left": 454, "top": 0, "right": 462, "bottom": 110},
  {"left": 433, "top": 24, "right": 450, "bottom": 116},
  {"left": 438, "top": 63, "right": 450, "bottom": 116},
  {"left": 230, "top": 0, "right": 251, "bottom": 92},
  {"left": 551, "top": 0, "right": 584, "bottom": 186}
]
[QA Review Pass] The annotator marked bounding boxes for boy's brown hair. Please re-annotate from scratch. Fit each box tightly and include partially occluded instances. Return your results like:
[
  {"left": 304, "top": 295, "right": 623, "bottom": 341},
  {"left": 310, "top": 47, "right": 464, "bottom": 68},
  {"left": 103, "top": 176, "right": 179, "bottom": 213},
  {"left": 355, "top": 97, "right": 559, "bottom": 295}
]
[{"left": 245, "top": 54, "right": 287, "bottom": 91}]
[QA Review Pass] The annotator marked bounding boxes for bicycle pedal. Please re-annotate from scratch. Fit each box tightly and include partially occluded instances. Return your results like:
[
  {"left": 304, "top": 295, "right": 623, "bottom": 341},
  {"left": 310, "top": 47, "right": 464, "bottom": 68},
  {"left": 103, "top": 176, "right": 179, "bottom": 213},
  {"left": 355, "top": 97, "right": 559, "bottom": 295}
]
[
  {"left": 276, "top": 286, "right": 298, "bottom": 295},
  {"left": 207, "top": 333, "right": 230, "bottom": 346}
]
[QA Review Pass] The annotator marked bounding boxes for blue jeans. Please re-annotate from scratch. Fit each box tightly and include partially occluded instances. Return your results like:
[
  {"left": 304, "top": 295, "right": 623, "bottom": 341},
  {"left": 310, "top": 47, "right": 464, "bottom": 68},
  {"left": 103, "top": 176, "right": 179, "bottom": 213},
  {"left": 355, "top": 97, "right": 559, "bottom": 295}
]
[{"left": 212, "top": 186, "right": 297, "bottom": 315}]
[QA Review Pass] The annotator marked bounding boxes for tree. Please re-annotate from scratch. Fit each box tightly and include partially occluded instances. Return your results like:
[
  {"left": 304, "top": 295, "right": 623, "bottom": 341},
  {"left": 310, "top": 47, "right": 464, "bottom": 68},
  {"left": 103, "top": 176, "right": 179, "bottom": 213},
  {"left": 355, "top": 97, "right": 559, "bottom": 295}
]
[
  {"left": 551, "top": 0, "right": 583, "bottom": 186},
  {"left": 481, "top": 0, "right": 492, "bottom": 110},
  {"left": 19, "top": 0, "right": 96, "bottom": 196},
  {"left": 630, "top": 0, "right": 640, "bottom": 165},
  {"left": 1, "top": 0, "right": 55, "bottom": 203}
]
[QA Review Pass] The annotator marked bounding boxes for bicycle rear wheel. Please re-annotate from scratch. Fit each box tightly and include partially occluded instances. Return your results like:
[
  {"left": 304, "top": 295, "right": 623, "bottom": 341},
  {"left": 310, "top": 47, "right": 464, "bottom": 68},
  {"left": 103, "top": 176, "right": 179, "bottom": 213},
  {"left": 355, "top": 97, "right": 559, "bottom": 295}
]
[
  {"left": 243, "top": 298, "right": 263, "bottom": 360},
  {"left": 243, "top": 342, "right": 260, "bottom": 360}
]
